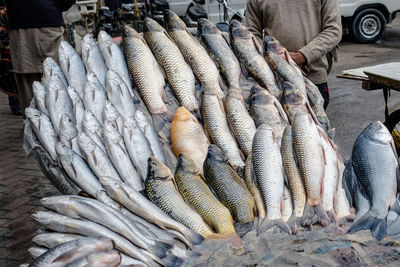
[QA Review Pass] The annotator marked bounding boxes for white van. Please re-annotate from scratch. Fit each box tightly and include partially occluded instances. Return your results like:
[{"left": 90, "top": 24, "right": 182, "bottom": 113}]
[{"left": 153, "top": 0, "right": 400, "bottom": 43}]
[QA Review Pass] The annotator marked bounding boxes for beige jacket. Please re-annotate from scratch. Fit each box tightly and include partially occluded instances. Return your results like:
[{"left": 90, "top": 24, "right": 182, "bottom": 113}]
[{"left": 245, "top": 0, "right": 342, "bottom": 84}]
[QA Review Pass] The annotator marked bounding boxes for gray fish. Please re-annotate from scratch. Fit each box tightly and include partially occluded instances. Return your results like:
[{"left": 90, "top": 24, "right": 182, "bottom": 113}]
[
  {"left": 98, "top": 31, "right": 132, "bottom": 94},
  {"left": 28, "top": 247, "right": 47, "bottom": 259},
  {"left": 65, "top": 250, "right": 121, "bottom": 267},
  {"left": 123, "top": 117, "right": 154, "bottom": 181},
  {"left": 59, "top": 114, "right": 80, "bottom": 156},
  {"left": 25, "top": 107, "right": 58, "bottom": 161},
  {"left": 348, "top": 121, "right": 399, "bottom": 240},
  {"left": 198, "top": 19, "right": 241, "bottom": 89},
  {"left": 56, "top": 142, "right": 103, "bottom": 197},
  {"left": 32, "top": 81, "right": 49, "bottom": 116},
  {"left": 82, "top": 111, "right": 106, "bottom": 153},
  {"left": 83, "top": 72, "right": 107, "bottom": 124},
  {"left": 103, "top": 101, "right": 124, "bottom": 134},
  {"left": 252, "top": 125, "right": 290, "bottom": 235},
  {"left": 67, "top": 87, "right": 85, "bottom": 132},
  {"left": 32, "top": 232, "right": 84, "bottom": 249},
  {"left": 42, "top": 57, "right": 68, "bottom": 90},
  {"left": 78, "top": 132, "right": 122, "bottom": 183},
  {"left": 46, "top": 74, "right": 75, "bottom": 134},
  {"left": 28, "top": 236, "right": 114, "bottom": 267},
  {"left": 244, "top": 153, "right": 266, "bottom": 219},
  {"left": 81, "top": 34, "right": 108, "bottom": 87},
  {"left": 103, "top": 120, "right": 143, "bottom": 191},
  {"left": 58, "top": 41, "right": 86, "bottom": 98},
  {"left": 201, "top": 86, "right": 244, "bottom": 169},
  {"left": 281, "top": 81, "right": 309, "bottom": 124}
]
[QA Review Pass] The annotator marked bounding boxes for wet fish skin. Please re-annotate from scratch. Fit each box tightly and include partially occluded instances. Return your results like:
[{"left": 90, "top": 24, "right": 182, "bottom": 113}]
[
  {"left": 123, "top": 117, "right": 153, "bottom": 181},
  {"left": 32, "top": 81, "right": 49, "bottom": 116},
  {"left": 46, "top": 73, "right": 75, "bottom": 134},
  {"left": 198, "top": 19, "right": 241, "bottom": 89},
  {"left": 103, "top": 120, "right": 143, "bottom": 191},
  {"left": 201, "top": 86, "right": 244, "bottom": 169},
  {"left": 78, "top": 131, "right": 122, "bottom": 183},
  {"left": 65, "top": 250, "right": 121, "bottom": 267},
  {"left": 98, "top": 31, "right": 132, "bottom": 93},
  {"left": 67, "top": 87, "right": 85, "bottom": 132},
  {"left": 164, "top": 10, "right": 224, "bottom": 98},
  {"left": 28, "top": 247, "right": 47, "bottom": 259},
  {"left": 292, "top": 112, "right": 329, "bottom": 227},
  {"left": 225, "top": 88, "right": 256, "bottom": 157},
  {"left": 82, "top": 111, "right": 106, "bottom": 152},
  {"left": 348, "top": 121, "right": 398, "bottom": 240},
  {"left": 83, "top": 72, "right": 107, "bottom": 124},
  {"left": 103, "top": 101, "right": 124, "bottom": 134},
  {"left": 203, "top": 144, "right": 254, "bottom": 224},
  {"left": 42, "top": 57, "right": 68, "bottom": 90},
  {"left": 81, "top": 34, "right": 108, "bottom": 88},
  {"left": 250, "top": 85, "right": 288, "bottom": 141},
  {"left": 281, "top": 81, "right": 309, "bottom": 124},
  {"left": 59, "top": 114, "right": 81, "bottom": 156},
  {"left": 175, "top": 153, "right": 237, "bottom": 236},
  {"left": 55, "top": 142, "right": 103, "bottom": 197},
  {"left": 143, "top": 17, "right": 198, "bottom": 112},
  {"left": 41, "top": 195, "right": 172, "bottom": 259},
  {"left": 32, "top": 211, "right": 158, "bottom": 265},
  {"left": 123, "top": 26, "right": 167, "bottom": 114},
  {"left": 25, "top": 107, "right": 58, "bottom": 161},
  {"left": 229, "top": 20, "right": 280, "bottom": 98},
  {"left": 58, "top": 41, "right": 86, "bottom": 98},
  {"left": 171, "top": 107, "right": 209, "bottom": 173},
  {"left": 244, "top": 153, "right": 266, "bottom": 219},
  {"left": 100, "top": 175, "right": 204, "bottom": 247},
  {"left": 32, "top": 233, "right": 84, "bottom": 249},
  {"left": 28, "top": 236, "right": 114, "bottom": 267}
]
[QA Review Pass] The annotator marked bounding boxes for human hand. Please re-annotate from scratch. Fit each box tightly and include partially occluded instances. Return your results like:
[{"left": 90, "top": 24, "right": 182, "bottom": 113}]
[{"left": 289, "top": 52, "right": 306, "bottom": 67}]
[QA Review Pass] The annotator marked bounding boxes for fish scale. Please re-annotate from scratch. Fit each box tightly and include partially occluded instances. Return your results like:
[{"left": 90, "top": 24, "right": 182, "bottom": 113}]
[
  {"left": 203, "top": 145, "right": 254, "bottom": 224},
  {"left": 123, "top": 26, "right": 167, "bottom": 114},
  {"left": 143, "top": 18, "right": 198, "bottom": 111},
  {"left": 175, "top": 154, "right": 236, "bottom": 236},
  {"left": 145, "top": 157, "right": 214, "bottom": 238},
  {"left": 201, "top": 87, "right": 244, "bottom": 169},
  {"left": 252, "top": 125, "right": 284, "bottom": 220}
]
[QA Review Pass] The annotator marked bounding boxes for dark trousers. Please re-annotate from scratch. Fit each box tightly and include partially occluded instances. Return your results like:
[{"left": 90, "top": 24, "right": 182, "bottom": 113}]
[
  {"left": 315, "top": 83, "right": 329, "bottom": 110},
  {"left": 14, "top": 72, "right": 42, "bottom": 117}
]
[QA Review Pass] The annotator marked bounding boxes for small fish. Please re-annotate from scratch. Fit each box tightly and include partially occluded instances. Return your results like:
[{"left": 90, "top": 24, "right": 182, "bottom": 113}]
[
  {"left": 82, "top": 111, "right": 106, "bottom": 153},
  {"left": 59, "top": 114, "right": 81, "bottom": 156},
  {"left": 32, "top": 232, "right": 83, "bottom": 249},
  {"left": 81, "top": 34, "right": 108, "bottom": 87},
  {"left": 67, "top": 87, "right": 85, "bottom": 132},
  {"left": 32, "top": 81, "right": 49, "bottom": 116},
  {"left": 244, "top": 153, "right": 266, "bottom": 219},
  {"left": 103, "top": 101, "right": 124, "bottom": 134},
  {"left": 83, "top": 72, "right": 107, "bottom": 124},
  {"left": 42, "top": 57, "right": 68, "bottom": 90}
]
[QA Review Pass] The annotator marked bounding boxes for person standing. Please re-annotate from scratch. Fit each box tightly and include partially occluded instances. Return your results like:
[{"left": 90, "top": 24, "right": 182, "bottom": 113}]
[
  {"left": 5, "top": 0, "right": 75, "bottom": 116},
  {"left": 245, "top": 0, "right": 342, "bottom": 109}
]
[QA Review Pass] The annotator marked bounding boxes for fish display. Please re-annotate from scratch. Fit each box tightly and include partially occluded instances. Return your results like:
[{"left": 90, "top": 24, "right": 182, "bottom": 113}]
[{"left": 24, "top": 16, "right": 398, "bottom": 267}]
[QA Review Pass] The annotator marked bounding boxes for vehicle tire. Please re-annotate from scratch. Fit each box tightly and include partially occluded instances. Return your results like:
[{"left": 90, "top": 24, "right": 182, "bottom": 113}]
[
  {"left": 384, "top": 109, "right": 400, "bottom": 155},
  {"left": 352, "top": 8, "right": 386, "bottom": 43}
]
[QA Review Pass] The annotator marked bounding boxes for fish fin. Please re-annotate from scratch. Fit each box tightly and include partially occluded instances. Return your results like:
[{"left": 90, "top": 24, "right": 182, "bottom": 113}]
[
  {"left": 161, "top": 87, "right": 168, "bottom": 103},
  {"left": 182, "top": 228, "right": 204, "bottom": 246},
  {"left": 287, "top": 215, "right": 301, "bottom": 234},
  {"left": 148, "top": 241, "right": 173, "bottom": 259},
  {"left": 321, "top": 145, "right": 327, "bottom": 165},
  {"left": 305, "top": 101, "right": 321, "bottom": 126},
  {"left": 387, "top": 211, "right": 400, "bottom": 236},
  {"left": 257, "top": 218, "right": 291, "bottom": 236},
  {"left": 389, "top": 196, "right": 400, "bottom": 215},
  {"left": 273, "top": 97, "right": 288, "bottom": 122},
  {"left": 300, "top": 203, "right": 330, "bottom": 228},
  {"left": 347, "top": 210, "right": 387, "bottom": 240},
  {"left": 162, "top": 254, "right": 184, "bottom": 267},
  {"left": 252, "top": 35, "right": 263, "bottom": 55}
]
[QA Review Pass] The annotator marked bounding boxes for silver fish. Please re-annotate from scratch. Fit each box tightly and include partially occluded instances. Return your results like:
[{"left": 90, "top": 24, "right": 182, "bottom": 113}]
[
  {"left": 98, "top": 31, "right": 132, "bottom": 94},
  {"left": 123, "top": 117, "right": 153, "bottom": 181},
  {"left": 28, "top": 247, "right": 47, "bottom": 259},
  {"left": 56, "top": 142, "right": 103, "bottom": 197},
  {"left": 82, "top": 111, "right": 106, "bottom": 152},
  {"left": 46, "top": 74, "right": 75, "bottom": 134},
  {"left": 58, "top": 41, "right": 86, "bottom": 98},
  {"left": 26, "top": 107, "right": 58, "bottom": 161},
  {"left": 59, "top": 114, "right": 81, "bottom": 156},
  {"left": 103, "top": 120, "right": 143, "bottom": 191},
  {"left": 32, "top": 232, "right": 84, "bottom": 249},
  {"left": 83, "top": 72, "right": 107, "bottom": 124},
  {"left": 32, "top": 81, "right": 49, "bottom": 116},
  {"left": 65, "top": 250, "right": 121, "bottom": 267},
  {"left": 42, "top": 57, "right": 68, "bottom": 90},
  {"left": 81, "top": 34, "right": 108, "bottom": 87},
  {"left": 103, "top": 100, "right": 124, "bottom": 134},
  {"left": 78, "top": 132, "right": 122, "bottom": 183},
  {"left": 67, "top": 87, "right": 85, "bottom": 132}
]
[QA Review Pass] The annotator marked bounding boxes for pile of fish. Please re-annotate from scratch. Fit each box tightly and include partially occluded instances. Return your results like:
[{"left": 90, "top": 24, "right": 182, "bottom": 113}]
[{"left": 22, "top": 9, "right": 400, "bottom": 266}]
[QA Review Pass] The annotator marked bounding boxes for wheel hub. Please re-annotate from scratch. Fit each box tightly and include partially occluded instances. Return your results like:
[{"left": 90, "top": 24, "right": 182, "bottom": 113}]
[{"left": 359, "top": 14, "right": 381, "bottom": 39}]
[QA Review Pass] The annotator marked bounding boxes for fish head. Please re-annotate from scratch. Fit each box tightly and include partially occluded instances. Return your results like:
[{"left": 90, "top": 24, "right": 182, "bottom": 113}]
[
  {"left": 206, "top": 144, "right": 228, "bottom": 164},
  {"left": 86, "top": 72, "right": 100, "bottom": 85},
  {"left": 103, "top": 119, "right": 120, "bottom": 137},
  {"left": 282, "top": 82, "right": 306, "bottom": 106},
  {"left": 198, "top": 18, "right": 219, "bottom": 35},
  {"left": 55, "top": 141, "right": 72, "bottom": 158},
  {"left": 32, "top": 81, "right": 45, "bottom": 96},
  {"left": 25, "top": 107, "right": 41, "bottom": 120},
  {"left": 49, "top": 73, "right": 67, "bottom": 91},
  {"left": 164, "top": 9, "right": 186, "bottom": 32},
  {"left": 177, "top": 153, "right": 200, "bottom": 174},
  {"left": 103, "top": 101, "right": 118, "bottom": 121},
  {"left": 173, "top": 107, "right": 195, "bottom": 122},
  {"left": 43, "top": 57, "right": 58, "bottom": 78},
  {"left": 97, "top": 30, "right": 113, "bottom": 45},
  {"left": 58, "top": 41, "right": 76, "bottom": 58},
  {"left": 263, "top": 36, "right": 285, "bottom": 54},
  {"left": 147, "top": 156, "right": 173, "bottom": 181},
  {"left": 81, "top": 34, "right": 96, "bottom": 55},
  {"left": 78, "top": 132, "right": 97, "bottom": 151},
  {"left": 364, "top": 121, "right": 392, "bottom": 144},
  {"left": 67, "top": 87, "right": 81, "bottom": 104},
  {"left": 31, "top": 211, "right": 54, "bottom": 226},
  {"left": 143, "top": 17, "right": 164, "bottom": 33},
  {"left": 229, "top": 19, "right": 250, "bottom": 39},
  {"left": 59, "top": 114, "right": 78, "bottom": 138},
  {"left": 123, "top": 25, "right": 141, "bottom": 39}
]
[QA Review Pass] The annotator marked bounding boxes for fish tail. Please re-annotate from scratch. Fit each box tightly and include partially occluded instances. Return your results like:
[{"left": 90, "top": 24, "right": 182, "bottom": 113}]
[
  {"left": 182, "top": 228, "right": 204, "bottom": 246},
  {"left": 207, "top": 233, "right": 242, "bottom": 248},
  {"left": 347, "top": 210, "right": 387, "bottom": 240},
  {"left": 256, "top": 218, "right": 291, "bottom": 236},
  {"left": 300, "top": 203, "right": 330, "bottom": 228},
  {"left": 148, "top": 241, "right": 173, "bottom": 259},
  {"left": 287, "top": 215, "right": 301, "bottom": 234},
  {"left": 161, "top": 254, "right": 184, "bottom": 267}
]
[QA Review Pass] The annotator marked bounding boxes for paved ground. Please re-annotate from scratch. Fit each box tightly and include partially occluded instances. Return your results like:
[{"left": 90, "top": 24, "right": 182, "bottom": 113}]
[
  {"left": 0, "top": 95, "right": 58, "bottom": 266},
  {"left": 0, "top": 17, "right": 399, "bottom": 266}
]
